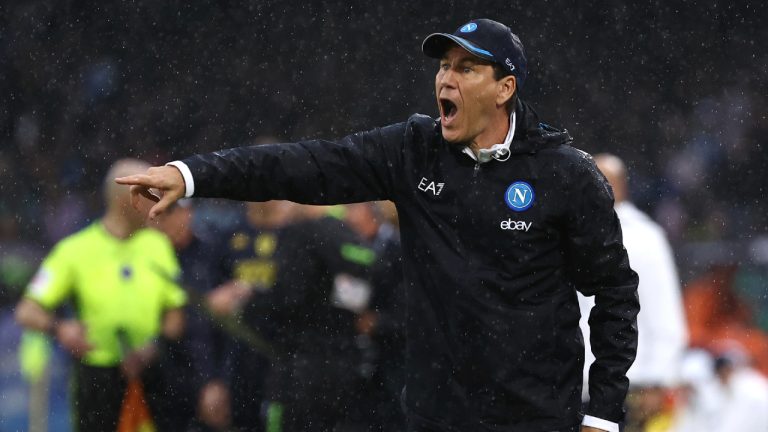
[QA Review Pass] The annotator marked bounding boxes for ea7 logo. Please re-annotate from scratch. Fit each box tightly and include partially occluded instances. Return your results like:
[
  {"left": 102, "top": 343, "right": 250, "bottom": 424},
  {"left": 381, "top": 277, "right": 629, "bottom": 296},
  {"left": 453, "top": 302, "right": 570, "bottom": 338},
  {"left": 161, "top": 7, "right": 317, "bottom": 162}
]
[
  {"left": 500, "top": 219, "right": 532, "bottom": 231},
  {"left": 418, "top": 177, "right": 445, "bottom": 196}
]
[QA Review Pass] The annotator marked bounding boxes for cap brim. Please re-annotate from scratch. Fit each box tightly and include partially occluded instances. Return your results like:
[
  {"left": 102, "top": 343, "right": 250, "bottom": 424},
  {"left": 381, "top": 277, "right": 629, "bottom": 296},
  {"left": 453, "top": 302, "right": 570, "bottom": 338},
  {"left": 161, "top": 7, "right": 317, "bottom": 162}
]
[{"left": 422, "top": 33, "right": 495, "bottom": 62}]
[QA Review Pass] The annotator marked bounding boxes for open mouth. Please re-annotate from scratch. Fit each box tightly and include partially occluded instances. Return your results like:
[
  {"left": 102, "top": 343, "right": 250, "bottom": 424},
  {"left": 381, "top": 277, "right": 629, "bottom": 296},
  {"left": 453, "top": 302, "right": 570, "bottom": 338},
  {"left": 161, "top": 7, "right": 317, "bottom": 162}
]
[{"left": 440, "top": 98, "right": 458, "bottom": 123}]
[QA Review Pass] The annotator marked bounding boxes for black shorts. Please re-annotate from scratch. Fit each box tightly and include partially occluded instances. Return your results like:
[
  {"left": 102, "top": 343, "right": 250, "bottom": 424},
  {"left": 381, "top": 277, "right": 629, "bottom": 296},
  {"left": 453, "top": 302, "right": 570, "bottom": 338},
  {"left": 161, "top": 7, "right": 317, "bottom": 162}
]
[
  {"left": 72, "top": 363, "right": 127, "bottom": 432},
  {"left": 71, "top": 361, "right": 186, "bottom": 432}
]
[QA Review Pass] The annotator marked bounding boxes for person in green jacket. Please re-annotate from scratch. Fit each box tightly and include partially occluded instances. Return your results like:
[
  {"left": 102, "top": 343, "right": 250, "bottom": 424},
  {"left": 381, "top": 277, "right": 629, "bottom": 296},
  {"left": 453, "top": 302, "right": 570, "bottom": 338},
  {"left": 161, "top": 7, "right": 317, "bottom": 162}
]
[{"left": 15, "top": 158, "right": 187, "bottom": 432}]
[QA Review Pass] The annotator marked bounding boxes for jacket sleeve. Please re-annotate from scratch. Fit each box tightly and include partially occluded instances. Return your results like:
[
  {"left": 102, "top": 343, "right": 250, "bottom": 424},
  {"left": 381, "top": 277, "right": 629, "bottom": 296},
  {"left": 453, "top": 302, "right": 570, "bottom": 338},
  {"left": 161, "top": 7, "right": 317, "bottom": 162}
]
[
  {"left": 563, "top": 152, "right": 640, "bottom": 423},
  {"left": 180, "top": 122, "right": 409, "bottom": 204}
]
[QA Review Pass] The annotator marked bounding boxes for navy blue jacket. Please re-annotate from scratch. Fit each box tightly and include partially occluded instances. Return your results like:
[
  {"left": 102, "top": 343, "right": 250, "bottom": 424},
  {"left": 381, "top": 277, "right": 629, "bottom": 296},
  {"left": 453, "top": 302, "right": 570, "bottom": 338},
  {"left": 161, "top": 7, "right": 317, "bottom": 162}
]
[{"left": 181, "top": 100, "right": 639, "bottom": 431}]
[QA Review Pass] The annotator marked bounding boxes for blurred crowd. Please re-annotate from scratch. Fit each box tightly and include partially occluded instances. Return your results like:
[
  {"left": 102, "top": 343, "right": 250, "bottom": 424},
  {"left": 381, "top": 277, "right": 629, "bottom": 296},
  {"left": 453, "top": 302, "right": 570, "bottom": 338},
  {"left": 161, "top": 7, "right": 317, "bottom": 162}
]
[
  {"left": 1, "top": 1, "right": 767, "bottom": 247},
  {"left": 11, "top": 156, "right": 409, "bottom": 432},
  {"left": 1, "top": 0, "right": 768, "bottom": 431}
]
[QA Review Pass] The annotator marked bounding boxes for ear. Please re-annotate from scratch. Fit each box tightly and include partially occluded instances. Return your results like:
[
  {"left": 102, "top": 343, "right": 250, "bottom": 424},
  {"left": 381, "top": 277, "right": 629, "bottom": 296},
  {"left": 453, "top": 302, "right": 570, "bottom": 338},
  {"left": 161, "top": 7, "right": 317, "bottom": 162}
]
[{"left": 496, "top": 75, "right": 516, "bottom": 107}]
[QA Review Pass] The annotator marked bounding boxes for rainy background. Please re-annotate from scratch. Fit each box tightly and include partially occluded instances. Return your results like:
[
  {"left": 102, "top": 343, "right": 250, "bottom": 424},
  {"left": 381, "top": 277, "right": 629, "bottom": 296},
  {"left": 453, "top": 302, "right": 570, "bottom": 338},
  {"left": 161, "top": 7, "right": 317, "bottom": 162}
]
[{"left": 1, "top": 0, "right": 767, "bottom": 431}]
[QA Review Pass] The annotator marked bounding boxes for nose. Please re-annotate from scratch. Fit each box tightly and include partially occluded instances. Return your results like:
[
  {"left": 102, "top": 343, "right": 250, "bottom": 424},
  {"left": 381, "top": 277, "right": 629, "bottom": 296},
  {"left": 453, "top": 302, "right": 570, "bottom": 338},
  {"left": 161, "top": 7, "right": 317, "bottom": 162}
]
[{"left": 437, "top": 67, "right": 457, "bottom": 90}]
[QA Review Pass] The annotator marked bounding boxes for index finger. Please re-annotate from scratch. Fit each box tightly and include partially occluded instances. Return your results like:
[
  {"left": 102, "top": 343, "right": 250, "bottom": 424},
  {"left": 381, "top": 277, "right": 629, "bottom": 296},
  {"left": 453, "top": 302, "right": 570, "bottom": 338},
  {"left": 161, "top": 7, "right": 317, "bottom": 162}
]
[{"left": 115, "top": 173, "right": 156, "bottom": 187}]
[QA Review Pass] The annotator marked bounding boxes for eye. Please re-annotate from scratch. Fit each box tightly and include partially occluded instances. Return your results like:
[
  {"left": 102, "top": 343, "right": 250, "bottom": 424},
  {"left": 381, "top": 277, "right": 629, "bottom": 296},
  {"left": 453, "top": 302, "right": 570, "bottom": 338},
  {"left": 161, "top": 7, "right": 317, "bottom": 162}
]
[
  {"left": 463, "top": 66, "right": 473, "bottom": 73},
  {"left": 439, "top": 63, "right": 450, "bottom": 71}
]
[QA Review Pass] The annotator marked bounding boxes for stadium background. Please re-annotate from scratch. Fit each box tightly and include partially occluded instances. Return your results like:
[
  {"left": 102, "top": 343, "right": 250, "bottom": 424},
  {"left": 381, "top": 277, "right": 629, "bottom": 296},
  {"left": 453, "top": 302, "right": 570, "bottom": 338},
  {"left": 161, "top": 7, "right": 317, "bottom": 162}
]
[{"left": 1, "top": 0, "right": 767, "bottom": 430}]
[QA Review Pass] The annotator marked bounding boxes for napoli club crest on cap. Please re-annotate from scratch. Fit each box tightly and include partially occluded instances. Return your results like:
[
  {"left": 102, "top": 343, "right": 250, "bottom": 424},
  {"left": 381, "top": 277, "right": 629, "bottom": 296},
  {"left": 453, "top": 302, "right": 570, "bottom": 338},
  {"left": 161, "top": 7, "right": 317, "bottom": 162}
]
[{"left": 505, "top": 181, "right": 534, "bottom": 212}]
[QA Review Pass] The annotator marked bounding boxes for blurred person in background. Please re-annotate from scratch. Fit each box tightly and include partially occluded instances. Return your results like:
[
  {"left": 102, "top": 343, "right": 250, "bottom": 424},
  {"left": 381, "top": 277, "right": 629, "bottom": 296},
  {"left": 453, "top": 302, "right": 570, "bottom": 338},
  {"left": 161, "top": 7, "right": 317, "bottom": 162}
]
[
  {"left": 670, "top": 350, "right": 717, "bottom": 432},
  {"left": 197, "top": 137, "right": 299, "bottom": 432},
  {"left": 345, "top": 202, "right": 406, "bottom": 432},
  {"left": 579, "top": 154, "right": 688, "bottom": 432},
  {"left": 209, "top": 200, "right": 295, "bottom": 431},
  {"left": 247, "top": 204, "right": 377, "bottom": 431},
  {"left": 153, "top": 199, "right": 234, "bottom": 431},
  {"left": 673, "top": 345, "right": 768, "bottom": 432},
  {"left": 14, "top": 159, "right": 187, "bottom": 432}
]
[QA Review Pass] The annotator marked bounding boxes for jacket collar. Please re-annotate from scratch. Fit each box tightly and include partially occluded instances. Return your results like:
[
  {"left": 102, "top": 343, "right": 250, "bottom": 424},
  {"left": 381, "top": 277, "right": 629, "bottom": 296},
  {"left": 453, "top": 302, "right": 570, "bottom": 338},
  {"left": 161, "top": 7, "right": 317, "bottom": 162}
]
[
  {"left": 459, "top": 98, "right": 573, "bottom": 162},
  {"left": 461, "top": 111, "right": 516, "bottom": 162}
]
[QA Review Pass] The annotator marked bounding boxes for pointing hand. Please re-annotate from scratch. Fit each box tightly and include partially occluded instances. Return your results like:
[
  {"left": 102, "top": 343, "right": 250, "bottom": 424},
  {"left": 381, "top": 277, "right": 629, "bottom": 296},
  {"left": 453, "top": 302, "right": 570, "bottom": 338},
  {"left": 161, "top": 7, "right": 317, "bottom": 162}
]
[{"left": 115, "top": 165, "right": 186, "bottom": 219}]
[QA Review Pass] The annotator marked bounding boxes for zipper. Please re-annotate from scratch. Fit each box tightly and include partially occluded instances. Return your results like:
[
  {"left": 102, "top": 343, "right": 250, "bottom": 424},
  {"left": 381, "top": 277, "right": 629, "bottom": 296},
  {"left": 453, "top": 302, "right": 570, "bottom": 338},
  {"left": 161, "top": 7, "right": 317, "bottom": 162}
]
[{"left": 473, "top": 162, "right": 481, "bottom": 177}]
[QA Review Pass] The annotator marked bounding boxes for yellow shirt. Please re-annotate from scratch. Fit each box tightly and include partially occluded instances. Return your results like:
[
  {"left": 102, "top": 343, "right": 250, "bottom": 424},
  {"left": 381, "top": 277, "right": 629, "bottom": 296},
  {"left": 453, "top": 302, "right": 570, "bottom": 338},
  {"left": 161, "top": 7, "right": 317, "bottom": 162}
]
[{"left": 25, "top": 222, "right": 186, "bottom": 367}]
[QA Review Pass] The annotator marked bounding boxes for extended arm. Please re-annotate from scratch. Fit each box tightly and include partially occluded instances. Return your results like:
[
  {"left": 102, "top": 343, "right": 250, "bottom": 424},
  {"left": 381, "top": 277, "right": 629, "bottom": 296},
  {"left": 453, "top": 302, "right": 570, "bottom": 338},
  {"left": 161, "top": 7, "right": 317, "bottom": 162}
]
[{"left": 116, "top": 122, "right": 409, "bottom": 218}]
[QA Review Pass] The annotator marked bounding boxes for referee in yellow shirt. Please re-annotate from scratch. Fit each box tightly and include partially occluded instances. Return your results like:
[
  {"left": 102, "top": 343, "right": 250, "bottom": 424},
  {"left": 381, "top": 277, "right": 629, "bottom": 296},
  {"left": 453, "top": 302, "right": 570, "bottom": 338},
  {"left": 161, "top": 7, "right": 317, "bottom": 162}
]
[{"left": 15, "top": 159, "right": 187, "bottom": 432}]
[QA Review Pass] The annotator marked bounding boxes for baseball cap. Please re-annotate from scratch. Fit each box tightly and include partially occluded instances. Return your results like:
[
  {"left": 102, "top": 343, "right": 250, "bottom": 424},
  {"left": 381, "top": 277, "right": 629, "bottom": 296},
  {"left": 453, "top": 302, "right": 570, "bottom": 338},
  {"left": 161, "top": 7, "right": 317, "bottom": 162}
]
[{"left": 422, "top": 18, "right": 528, "bottom": 88}]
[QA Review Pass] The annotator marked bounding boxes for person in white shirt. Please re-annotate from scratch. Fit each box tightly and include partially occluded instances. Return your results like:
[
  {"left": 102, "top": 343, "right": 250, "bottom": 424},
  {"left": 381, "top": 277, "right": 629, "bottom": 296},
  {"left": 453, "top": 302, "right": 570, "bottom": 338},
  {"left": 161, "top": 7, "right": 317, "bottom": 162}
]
[{"left": 579, "top": 154, "right": 688, "bottom": 427}]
